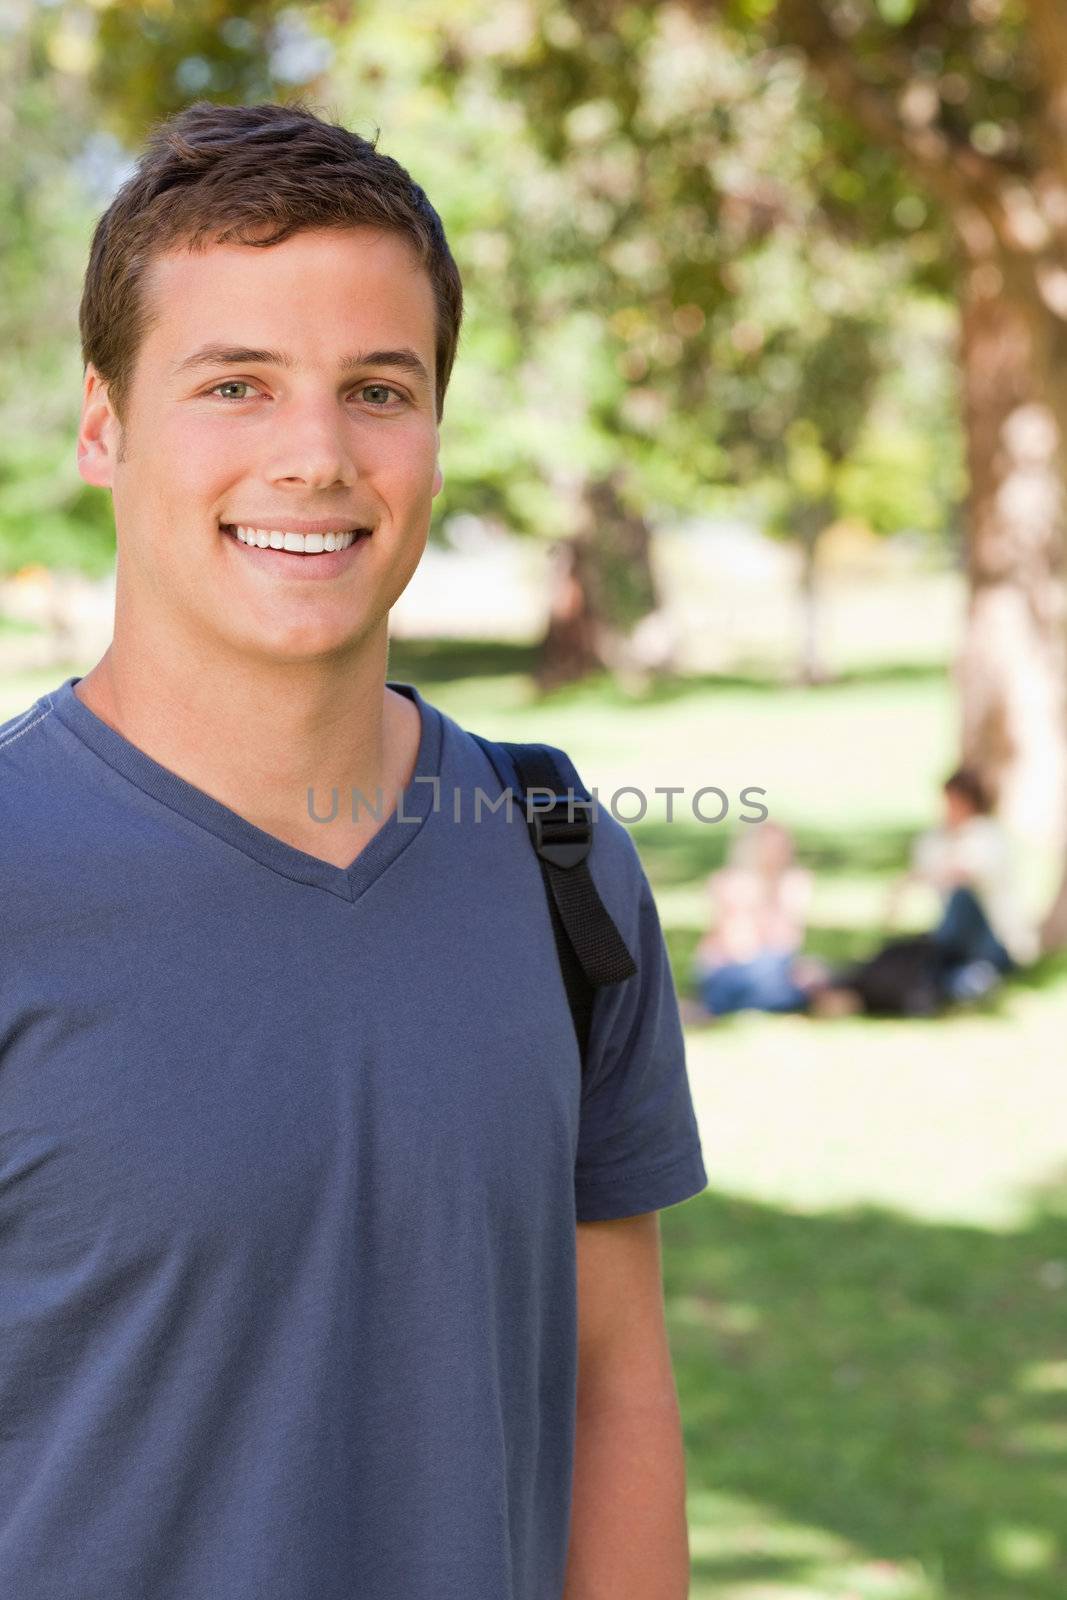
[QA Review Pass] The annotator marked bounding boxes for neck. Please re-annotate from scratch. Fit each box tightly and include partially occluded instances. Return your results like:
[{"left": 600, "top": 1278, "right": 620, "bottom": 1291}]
[{"left": 72, "top": 616, "right": 420, "bottom": 859}]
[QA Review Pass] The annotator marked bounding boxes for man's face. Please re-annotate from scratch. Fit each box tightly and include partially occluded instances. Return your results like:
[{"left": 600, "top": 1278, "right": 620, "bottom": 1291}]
[{"left": 78, "top": 225, "right": 443, "bottom": 666}]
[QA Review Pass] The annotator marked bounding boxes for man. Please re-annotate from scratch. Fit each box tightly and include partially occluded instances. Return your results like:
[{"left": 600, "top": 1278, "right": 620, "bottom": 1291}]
[
  {"left": 813, "top": 766, "right": 1036, "bottom": 1017},
  {"left": 0, "top": 101, "right": 707, "bottom": 1599},
  {"left": 887, "top": 766, "right": 1037, "bottom": 999}
]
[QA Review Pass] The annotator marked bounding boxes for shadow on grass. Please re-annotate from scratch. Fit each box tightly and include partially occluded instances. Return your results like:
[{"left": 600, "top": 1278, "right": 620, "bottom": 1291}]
[
  {"left": 631, "top": 820, "right": 918, "bottom": 888},
  {"left": 387, "top": 638, "right": 948, "bottom": 701},
  {"left": 387, "top": 637, "right": 538, "bottom": 684},
  {"left": 629, "top": 659, "right": 949, "bottom": 703},
  {"left": 831, "top": 660, "right": 950, "bottom": 689},
  {"left": 388, "top": 641, "right": 785, "bottom": 701},
  {"left": 662, "top": 1186, "right": 1067, "bottom": 1598}
]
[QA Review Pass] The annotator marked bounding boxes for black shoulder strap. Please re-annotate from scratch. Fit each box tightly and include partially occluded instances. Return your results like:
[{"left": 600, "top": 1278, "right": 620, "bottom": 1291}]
[{"left": 471, "top": 734, "right": 637, "bottom": 1066}]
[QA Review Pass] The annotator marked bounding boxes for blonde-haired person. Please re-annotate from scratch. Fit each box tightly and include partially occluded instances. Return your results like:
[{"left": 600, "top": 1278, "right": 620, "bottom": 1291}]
[{"left": 687, "top": 822, "right": 829, "bottom": 1018}]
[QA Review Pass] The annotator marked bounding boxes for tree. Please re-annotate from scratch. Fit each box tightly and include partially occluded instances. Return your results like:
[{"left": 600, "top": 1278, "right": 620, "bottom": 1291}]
[
  {"left": 0, "top": 0, "right": 317, "bottom": 588},
  {"left": 6, "top": 0, "right": 961, "bottom": 696},
  {"left": 0, "top": 1, "right": 115, "bottom": 581},
  {"left": 427, "top": 1, "right": 954, "bottom": 687},
  {"left": 712, "top": 0, "right": 1067, "bottom": 918}
]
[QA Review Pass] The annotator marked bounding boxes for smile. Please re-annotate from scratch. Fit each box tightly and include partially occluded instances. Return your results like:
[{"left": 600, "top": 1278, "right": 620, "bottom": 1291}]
[
  {"left": 218, "top": 521, "right": 373, "bottom": 577},
  {"left": 220, "top": 523, "right": 369, "bottom": 553}
]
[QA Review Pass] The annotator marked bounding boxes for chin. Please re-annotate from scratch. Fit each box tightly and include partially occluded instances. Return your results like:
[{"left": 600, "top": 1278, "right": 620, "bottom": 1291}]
[{"left": 265, "top": 614, "right": 384, "bottom": 664}]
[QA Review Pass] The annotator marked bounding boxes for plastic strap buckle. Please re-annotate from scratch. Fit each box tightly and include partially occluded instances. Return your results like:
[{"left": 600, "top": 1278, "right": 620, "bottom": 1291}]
[{"left": 527, "top": 795, "right": 594, "bottom": 870}]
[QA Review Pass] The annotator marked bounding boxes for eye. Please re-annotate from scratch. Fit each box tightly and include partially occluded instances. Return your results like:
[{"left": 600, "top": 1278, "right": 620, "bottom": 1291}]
[
  {"left": 209, "top": 380, "right": 257, "bottom": 401},
  {"left": 358, "top": 383, "right": 404, "bottom": 406},
  {"left": 207, "top": 376, "right": 265, "bottom": 398}
]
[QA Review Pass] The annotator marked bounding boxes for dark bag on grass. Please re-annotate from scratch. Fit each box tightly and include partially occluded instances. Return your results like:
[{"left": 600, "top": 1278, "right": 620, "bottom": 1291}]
[{"left": 843, "top": 934, "right": 946, "bottom": 1017}]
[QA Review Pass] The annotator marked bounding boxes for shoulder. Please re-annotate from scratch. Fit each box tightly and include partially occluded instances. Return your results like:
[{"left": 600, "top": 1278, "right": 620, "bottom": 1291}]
[
  {"left": 0, "top": 692, "right": 55, "bottom": 755},
  {"left": 511, "top": 734, "right": 649, "bottom": 906},
  {"left": 590, "top": 801, "right": 647, "bottom": 898},
  {"left": 0, "top": 692, "right": 58, "bottom": 809},
  {"left": 446, "top": 716, "right": 652, "bottom": 923},
  {"left": 0, "top": 691, "right": 63, "bottom": 887}
]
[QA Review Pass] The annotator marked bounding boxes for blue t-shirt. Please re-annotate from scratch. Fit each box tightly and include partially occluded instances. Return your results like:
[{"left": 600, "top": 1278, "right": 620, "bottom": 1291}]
[{"left": 0, "top": 675, "right": 707, "bottom": 1600}]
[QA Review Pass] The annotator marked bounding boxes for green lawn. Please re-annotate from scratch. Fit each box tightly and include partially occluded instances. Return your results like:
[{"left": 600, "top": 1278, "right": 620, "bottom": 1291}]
[
  {"left": 6, "top": 648, "right": 1067, "bottom": 1598},
  {"left": 400, "top": 645, "right": 1067, "bottom": 1600}
]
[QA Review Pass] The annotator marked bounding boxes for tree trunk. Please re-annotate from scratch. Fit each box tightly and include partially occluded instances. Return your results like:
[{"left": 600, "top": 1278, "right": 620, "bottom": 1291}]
[
  {"left": 953, "top": 254, "right": 1067, "bottom": 846},
  {"left": 536, "top": 472, "right": 675, "bottom": 692},
  {"left": 794, "top": 500, "right": 833, "bottom": 686},
  {"left": 536, "top": 533, "right": 606, "bottom": 691},
  {"left": 759, "top": 0, "right": 1067, "bottom": 945}
]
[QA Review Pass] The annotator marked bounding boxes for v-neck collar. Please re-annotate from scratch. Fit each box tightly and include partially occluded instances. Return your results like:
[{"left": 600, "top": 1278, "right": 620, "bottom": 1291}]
[{"left": 49, "top": 675, "right": 443, "bottom": 904}]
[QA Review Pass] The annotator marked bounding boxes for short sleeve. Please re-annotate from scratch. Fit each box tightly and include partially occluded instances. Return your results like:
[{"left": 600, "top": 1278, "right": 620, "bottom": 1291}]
[{"left": 574, "top": 813, "right": 708, "bottom": 1222}]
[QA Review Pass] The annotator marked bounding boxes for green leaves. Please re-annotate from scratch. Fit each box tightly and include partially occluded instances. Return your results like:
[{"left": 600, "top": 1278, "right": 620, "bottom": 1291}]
[
  {"left": 874, "top": 0, "right": 918, "bottom": 24},
  {"left": 0, "top": 0, "right": 970, "bottom": 587}
]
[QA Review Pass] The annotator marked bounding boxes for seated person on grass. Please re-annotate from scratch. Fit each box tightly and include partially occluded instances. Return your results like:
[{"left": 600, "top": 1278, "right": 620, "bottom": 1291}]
[
  {"left": 888, "top": 765, "right": 1037, "bottom": 999},
  {"left": 685, "top": 822, "right": 829, "bottom": 1019},
  {"left": 813, "top": 766, "right": 1037, "bottom": 1018}
]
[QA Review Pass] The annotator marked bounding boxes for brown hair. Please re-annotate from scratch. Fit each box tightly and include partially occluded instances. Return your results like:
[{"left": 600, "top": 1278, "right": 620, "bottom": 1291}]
[
  {"left": 943, "top": 766, "right": 994, "bottom": 815},
  {"left": 79, "top": 99, "right": 463, "bottom": 424}
]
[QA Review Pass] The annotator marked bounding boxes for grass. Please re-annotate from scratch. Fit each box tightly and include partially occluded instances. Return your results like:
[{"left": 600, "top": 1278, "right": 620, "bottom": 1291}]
[
  {"left": 405, "top": 648, "right": 1067, "bottom": 1600},
  {"left": 7, "top": 647, "right": 1067, "bottom": 1598},
  {"left": 670, "top": 1187, "right": 1067, "bottom": 1600}
]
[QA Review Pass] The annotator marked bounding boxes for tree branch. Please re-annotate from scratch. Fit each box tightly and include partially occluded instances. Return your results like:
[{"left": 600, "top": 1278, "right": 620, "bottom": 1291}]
[{"left": 767, "top": 0, "right": 1012, "bottom": 219}]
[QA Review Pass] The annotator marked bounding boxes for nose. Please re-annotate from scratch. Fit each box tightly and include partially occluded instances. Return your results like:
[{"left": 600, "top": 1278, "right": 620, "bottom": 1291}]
[{"left": 266, "top": 392, "right": 358, "bottom": 492}]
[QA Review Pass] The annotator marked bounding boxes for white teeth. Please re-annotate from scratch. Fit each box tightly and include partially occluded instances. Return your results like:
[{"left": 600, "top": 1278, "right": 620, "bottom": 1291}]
[{"left": 231, "top": 525, "right": 361, "bottom": 553}]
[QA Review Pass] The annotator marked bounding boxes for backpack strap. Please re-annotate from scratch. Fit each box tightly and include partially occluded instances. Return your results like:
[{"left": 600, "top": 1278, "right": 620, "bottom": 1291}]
[{"left": 471, "top": 734, "right": 638, "bottom": 1064}]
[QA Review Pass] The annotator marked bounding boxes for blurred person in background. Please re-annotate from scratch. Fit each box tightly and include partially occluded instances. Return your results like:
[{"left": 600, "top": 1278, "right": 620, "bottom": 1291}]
[
  {"left": 686, "top": 822, "right": 829, "bottom": 1018},
  {"left": 814, "top": 767, "right": 1038, "bottom": 1017},
  {"left": 886, "top": 766, "right": 1038, "bottom": 1001}
]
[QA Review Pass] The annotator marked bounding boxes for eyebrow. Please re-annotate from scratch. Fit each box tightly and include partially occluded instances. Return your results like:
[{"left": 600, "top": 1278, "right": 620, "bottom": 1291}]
[{"left": 171, "top": 344, "right": 431, "bottom": 389}]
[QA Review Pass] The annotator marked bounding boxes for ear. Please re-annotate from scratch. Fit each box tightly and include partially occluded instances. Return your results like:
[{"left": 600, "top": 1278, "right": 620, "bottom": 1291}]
[
  {"left": 77, "top": 366, "right": 122, "bottom": 489},
  {"left": 432, "top": 460, "right": 444, "bottom": 499}
]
